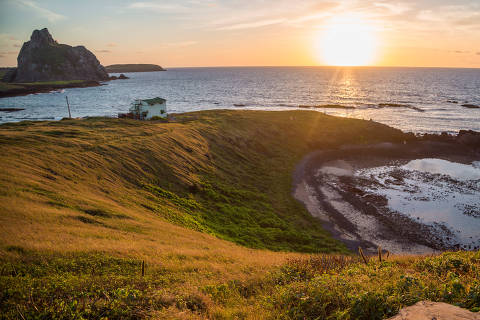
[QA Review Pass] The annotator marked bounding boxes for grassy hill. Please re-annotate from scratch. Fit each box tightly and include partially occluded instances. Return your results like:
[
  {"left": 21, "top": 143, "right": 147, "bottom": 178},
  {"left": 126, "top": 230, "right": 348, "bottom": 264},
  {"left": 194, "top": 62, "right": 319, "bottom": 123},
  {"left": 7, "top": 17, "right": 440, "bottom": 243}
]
[{"left": 0, "top": 110, "right": 478, "bottom": 318}]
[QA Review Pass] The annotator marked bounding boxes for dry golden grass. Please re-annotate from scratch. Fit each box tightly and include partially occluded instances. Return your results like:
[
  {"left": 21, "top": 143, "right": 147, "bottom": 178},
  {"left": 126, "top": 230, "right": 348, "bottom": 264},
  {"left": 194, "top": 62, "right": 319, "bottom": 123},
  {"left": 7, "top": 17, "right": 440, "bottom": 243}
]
[{"left": 0, "top": 110, "right": 417, "bottom": 318}]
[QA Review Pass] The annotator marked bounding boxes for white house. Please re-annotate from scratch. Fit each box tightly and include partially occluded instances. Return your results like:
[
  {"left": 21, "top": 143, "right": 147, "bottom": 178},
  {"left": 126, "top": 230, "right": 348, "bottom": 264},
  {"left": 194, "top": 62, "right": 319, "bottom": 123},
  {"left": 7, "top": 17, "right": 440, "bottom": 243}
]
[{"left": 129, "top": 97, "right": 167, "bottom": 120}]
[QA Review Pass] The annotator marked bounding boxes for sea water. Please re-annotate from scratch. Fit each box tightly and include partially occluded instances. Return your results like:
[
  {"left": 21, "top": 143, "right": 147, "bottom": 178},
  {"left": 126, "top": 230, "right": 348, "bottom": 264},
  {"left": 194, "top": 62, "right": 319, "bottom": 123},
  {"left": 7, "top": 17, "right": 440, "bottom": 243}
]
[
  {"left": 1, "top": 67, "right": 479, "bottom": 133},
  {"left": 356, "top": 159, "right": 480, "bottom": 249}
]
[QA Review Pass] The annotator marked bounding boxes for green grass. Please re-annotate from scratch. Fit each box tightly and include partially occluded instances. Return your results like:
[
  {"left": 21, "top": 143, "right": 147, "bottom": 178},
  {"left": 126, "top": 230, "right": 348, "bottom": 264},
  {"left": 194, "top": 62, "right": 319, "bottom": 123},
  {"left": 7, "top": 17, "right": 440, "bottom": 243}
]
[
  {"left": 203, "top": 251, "right": 480, "bottom": 319},
  {"left": 0, "top": 69, "right": 8, "bottom": 79},
  {"left": 0, "top": 82, "right": 23, "bottom": 92},
  {"left": 17, "top": 80, "right": 87, "bottom": 86},
  {"left": 0, "top": 110, "right": 408, "bottom": 254},
  {"left": 2, "top": 110, "right": 463, "bottom": 319},
  {"left": 0, "top": 79, "right": 89, "bottom": 93},
  {"left": 1, "top": 250, "right": 478, "bottom": 319}
]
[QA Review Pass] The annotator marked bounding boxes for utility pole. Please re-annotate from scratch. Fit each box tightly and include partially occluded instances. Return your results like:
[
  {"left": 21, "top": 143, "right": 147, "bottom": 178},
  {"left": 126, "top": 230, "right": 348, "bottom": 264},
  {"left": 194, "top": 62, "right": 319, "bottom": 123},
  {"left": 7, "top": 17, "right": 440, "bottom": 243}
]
[{"left": 65, "top": 96, "right": 72, "bottom": 119}]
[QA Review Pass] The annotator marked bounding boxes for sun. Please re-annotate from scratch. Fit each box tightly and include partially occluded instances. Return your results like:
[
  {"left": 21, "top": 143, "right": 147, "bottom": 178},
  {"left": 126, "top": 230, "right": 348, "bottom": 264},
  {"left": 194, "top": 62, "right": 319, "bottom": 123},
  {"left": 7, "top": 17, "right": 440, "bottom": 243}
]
[{"left": 315, "top": 16, "right": 378, "bottom": 66}]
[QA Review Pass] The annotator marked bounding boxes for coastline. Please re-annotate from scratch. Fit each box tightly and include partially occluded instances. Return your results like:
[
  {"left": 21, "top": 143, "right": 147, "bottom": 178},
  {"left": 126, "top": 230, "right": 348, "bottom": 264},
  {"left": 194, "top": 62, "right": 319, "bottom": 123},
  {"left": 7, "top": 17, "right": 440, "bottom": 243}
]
[
  {"left": 0, "top": 80, "right": 103, "bottom": 98},
  {"left": 292, "top": 135, "right": 480, "bottom": 255}
]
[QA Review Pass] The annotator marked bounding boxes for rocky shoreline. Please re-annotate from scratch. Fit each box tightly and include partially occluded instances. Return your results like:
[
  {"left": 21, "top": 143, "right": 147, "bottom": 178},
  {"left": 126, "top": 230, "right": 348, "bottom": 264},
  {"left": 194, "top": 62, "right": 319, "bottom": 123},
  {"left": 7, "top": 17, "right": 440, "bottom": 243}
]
[
  {"left": 293, "top": 131, "right": 480, "bottom": 254},
  {"left": 0, "top": 80, "right": 102, "bottom": 98}
]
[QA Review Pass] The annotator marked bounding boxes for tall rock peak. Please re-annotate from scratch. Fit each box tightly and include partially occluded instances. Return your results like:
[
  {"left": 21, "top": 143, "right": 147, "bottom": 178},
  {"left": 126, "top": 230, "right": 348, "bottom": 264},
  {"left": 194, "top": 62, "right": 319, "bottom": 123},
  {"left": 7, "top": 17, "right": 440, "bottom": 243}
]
[
  {"left": 30, "top": 28, "right": 56, "bottom": 48},
  {"left": 13, "top": 28, "right": 109, "bottom": 82}
]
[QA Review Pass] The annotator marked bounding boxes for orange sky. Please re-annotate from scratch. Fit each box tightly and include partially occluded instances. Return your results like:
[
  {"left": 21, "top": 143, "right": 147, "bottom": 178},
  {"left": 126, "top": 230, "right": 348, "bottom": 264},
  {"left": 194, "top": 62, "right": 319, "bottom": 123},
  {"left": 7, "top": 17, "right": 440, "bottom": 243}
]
[{"left": 1, "top": 0, "right": 479, "bottom": 68}]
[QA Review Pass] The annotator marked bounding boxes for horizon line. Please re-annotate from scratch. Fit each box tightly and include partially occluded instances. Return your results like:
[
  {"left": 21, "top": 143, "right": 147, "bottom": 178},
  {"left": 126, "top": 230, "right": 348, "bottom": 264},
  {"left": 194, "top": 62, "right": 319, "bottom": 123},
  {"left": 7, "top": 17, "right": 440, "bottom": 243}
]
[{"left": 1, "top": 64, "right": 479, "bottom": 70}]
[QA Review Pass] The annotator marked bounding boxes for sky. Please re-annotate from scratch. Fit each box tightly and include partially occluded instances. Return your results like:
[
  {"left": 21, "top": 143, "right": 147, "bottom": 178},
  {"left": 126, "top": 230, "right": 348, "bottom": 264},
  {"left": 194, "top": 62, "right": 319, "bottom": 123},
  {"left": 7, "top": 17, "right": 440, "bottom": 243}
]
[{"left": 0, "top": 0, "right": 479, "bottom": 68}]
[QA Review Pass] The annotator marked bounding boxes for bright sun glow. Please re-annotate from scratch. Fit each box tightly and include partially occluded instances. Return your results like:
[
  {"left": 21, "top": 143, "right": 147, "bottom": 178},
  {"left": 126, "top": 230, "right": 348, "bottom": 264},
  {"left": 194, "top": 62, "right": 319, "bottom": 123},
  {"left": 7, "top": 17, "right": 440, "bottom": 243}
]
[{"left": 316, "top": 16, "right": 378, "bottom": 66}]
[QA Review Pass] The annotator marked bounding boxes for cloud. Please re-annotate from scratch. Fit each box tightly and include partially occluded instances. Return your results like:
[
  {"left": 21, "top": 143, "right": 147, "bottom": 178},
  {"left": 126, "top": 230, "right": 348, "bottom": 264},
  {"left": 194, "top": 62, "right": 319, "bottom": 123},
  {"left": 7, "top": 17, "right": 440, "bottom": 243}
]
[
  {"left": 16, "top": 0, "right": 66, "bottom": 22},
  {"left": 128, "top": 2, "right": 188, "bottom": 12},
  {"left": 162, "top": 41, "right": 198, "bottom": 47},
  {"left": 96, "top": 50, "right": 111, "bottom": 53},
  {"left": 217, "top": 18, "right": 287, "bottom": 31},
  {"left": 0, "top": 51, "right": 17, "bottom": 55},
  {"left": 477, "top": 52, "right": 480, "bottom": 55},
  {"left": 106, "top": 43, "right": 117, "bottom": 47}
]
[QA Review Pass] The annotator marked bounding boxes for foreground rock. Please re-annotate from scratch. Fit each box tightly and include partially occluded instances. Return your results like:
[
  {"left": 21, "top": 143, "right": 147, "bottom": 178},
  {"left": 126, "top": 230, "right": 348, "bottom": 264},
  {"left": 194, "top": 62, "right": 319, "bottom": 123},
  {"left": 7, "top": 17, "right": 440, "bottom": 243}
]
[
  {"left": 388, "top": 301, "right": 480, "bottom": 320},
  {"left": 13, "top": 28, "right": 109, "bottom": 82},
  {"left": 109, "top": 73, "right": 129, "bottom": 80}
]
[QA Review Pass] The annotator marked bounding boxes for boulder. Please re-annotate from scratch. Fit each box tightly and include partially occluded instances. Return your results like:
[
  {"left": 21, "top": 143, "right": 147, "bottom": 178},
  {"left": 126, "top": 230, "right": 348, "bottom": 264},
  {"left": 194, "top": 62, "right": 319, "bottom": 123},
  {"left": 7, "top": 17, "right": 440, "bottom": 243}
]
[
  {"left": 388, "top": 301, "right": 480, "bottom": 320},
  {"left": 118, "top": 74, "right": 129, "bottom": 79},
  {"left": 14, "top": 28, "right": 109, "bottom": 82}
]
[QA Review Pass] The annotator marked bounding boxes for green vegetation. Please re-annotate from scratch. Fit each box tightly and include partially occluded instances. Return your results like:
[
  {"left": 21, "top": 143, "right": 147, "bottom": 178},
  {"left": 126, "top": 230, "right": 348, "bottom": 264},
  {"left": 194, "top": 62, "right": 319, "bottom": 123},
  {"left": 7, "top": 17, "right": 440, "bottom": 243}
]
[
  {"left": 1, "top": 250, "right": 478, "bottom": 319},
  {"left": 142, "top": 180, "right": 339, "bottom": 252},
  {"left": 264, "top": 251, "right": 480, "bottom": 319},
  {"left": 1, "top": 110, "right": 476, "bottom": 318},
  {"left": 0, "top": 82, "right": 22, "bottom": 92},
  {"left": 0, "top": 68, "right": 10, "bottom": 79},
  {"left": 0, "top": 111, "right": 406, "bottom": 254},
  {"left": 0, "top": 79, "right": 96, "bottom": 95},
  {"left": 18, "top": 80, "right": 87, "bottom": 86},
  {"left": 32, "top": 43, "right": 72, "bottom": 76}
]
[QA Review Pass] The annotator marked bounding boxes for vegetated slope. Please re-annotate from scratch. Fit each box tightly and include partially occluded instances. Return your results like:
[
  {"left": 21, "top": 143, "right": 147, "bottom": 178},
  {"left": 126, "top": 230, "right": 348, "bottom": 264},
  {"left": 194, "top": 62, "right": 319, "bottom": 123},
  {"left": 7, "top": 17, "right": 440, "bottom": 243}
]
[
  {"left": 0, "top": 110, "right": 408, "bottom": 254},
  {"left": 105, "top": 64, "right": 166, "bottom": 73},
  {"left": 0, "top": 110, "right": 430, "bottom": 318}
]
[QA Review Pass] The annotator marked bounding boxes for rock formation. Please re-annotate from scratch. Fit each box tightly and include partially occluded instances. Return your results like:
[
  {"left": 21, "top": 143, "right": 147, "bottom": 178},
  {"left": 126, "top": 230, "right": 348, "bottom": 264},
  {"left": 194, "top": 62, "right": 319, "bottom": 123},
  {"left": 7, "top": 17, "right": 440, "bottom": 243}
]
[
  {"left": 13, "top": 28, "right": 109, "bottom": 82},
  {"left": 388, "top": 301, "right": 480, "bottom": 320}
]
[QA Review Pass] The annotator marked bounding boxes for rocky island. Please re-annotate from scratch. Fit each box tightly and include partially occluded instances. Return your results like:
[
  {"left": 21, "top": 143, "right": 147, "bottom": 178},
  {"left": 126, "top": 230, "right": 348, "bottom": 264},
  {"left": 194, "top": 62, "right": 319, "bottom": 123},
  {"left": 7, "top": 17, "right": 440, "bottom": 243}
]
[{"left": 0, "top": 28, "right": 109, "bottom": 97}]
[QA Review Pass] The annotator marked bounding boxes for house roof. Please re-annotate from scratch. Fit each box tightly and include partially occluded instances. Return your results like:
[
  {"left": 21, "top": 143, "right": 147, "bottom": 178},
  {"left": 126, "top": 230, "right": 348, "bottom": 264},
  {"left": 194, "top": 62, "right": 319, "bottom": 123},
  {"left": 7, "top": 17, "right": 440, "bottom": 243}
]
[{"left": 142, "top": 97, "right": 166, "bottom": 106}]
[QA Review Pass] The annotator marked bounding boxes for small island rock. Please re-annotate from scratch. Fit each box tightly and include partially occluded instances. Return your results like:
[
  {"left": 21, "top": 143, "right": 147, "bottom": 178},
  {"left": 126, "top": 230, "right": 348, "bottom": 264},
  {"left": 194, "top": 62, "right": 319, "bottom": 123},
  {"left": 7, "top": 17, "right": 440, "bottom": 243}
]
[{"left": 13, "top": 28, "right": 109, "bottom": 82}]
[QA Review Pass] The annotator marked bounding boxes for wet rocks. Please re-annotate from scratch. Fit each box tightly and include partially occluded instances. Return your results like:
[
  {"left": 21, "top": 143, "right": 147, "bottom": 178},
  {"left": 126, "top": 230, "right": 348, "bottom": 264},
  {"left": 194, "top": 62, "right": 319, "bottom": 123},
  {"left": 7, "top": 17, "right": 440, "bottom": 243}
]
[
  {"left": 461, "top": 104, "right": 480, "bottom": 109},
  {"left": 109, "top": 73, "right": 129, "bottom": 80},
  {"left": 378, "top": 103, "right": 424, "bottom": 112},
  {"left": 299, "top": 104, "right": 355, "bottom": 109},
  {"left": 0, "top": 108, "right": 24, "bottom": 112}
]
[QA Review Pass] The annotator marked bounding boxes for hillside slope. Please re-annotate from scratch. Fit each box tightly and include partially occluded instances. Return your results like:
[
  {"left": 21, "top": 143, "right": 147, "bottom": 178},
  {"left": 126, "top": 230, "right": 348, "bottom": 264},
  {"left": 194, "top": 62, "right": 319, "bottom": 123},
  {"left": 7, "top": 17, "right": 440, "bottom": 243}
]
[
  {"left": 0, "top": 110, "right": 409, "bottom": 254},
  {"left": 2, "top": 111, "right": 477, "bottom": 318}
]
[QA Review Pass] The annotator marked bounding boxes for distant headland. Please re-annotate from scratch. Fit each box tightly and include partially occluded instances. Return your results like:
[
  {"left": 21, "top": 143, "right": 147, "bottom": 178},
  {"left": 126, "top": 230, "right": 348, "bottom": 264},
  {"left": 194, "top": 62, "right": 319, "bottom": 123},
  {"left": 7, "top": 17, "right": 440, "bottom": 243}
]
[
  {"left": 0, "top": 28, "right": 110, "bottom": 97},
  {"left": 105, "top": 64, "right": 166, "bottom": 73}
]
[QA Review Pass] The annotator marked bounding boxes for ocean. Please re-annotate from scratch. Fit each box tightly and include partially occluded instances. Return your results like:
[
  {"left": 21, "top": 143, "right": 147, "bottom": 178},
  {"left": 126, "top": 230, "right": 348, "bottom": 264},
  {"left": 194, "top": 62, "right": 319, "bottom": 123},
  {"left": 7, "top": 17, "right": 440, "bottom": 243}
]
[{"left": 1, "top": 67, "right": 479, "bottom": 133}]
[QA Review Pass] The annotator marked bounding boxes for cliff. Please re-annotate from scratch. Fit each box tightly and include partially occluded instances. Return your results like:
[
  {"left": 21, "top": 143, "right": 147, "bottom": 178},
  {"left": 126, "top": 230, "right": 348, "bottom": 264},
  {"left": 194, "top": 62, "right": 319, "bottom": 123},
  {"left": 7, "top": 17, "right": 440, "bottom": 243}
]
[{"left": 13, "top": 28, "right": 109, "bottom": 82}]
